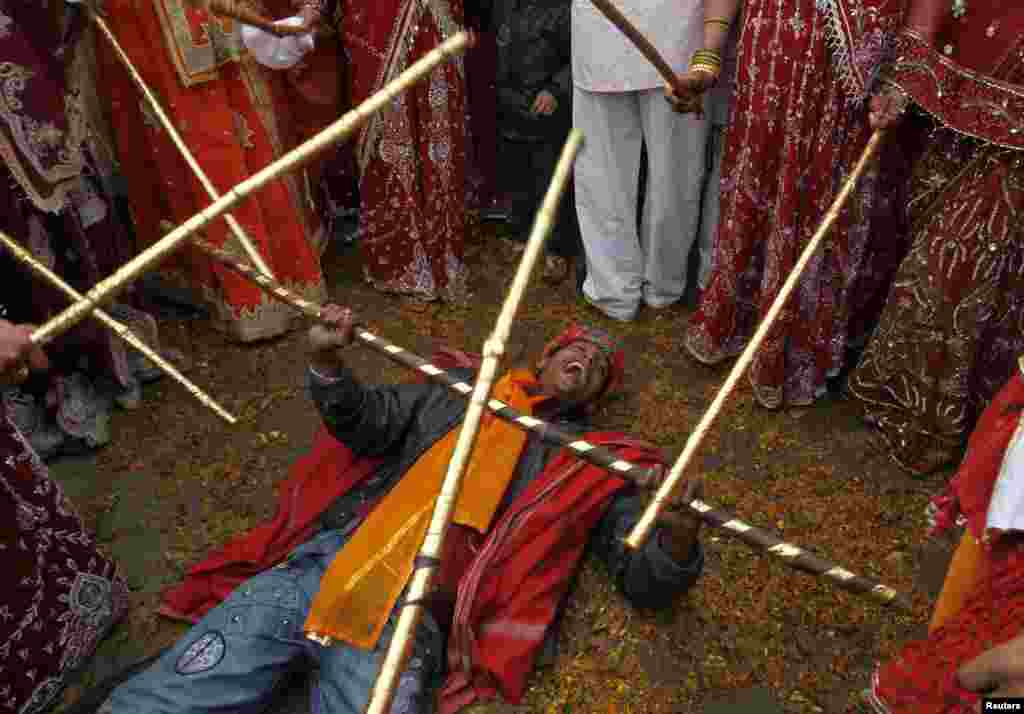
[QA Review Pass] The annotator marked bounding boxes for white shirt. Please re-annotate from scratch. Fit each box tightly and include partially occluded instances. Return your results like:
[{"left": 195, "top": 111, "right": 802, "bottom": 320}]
[{"left": 571, "top": 0, "right": 703, "bottom": 93}]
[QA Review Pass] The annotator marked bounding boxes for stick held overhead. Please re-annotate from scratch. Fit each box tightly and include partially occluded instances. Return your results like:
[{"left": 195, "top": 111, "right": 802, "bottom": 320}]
[{"left": 29, "top": 31, "right": 471, "bottom": 349}]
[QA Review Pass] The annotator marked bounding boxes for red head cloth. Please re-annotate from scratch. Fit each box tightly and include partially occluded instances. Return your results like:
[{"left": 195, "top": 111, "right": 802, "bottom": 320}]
[{"left": 539, "top": 323, "right": 625, "bottom": 405}]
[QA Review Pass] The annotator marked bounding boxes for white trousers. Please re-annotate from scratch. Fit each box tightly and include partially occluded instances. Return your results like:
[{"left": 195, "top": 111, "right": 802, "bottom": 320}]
[
  {"left": 573, "top": 87, "right": 710, "bottom": 320},
  {"left": 697, "top": 123, "right": 727, "bottom": 291}
]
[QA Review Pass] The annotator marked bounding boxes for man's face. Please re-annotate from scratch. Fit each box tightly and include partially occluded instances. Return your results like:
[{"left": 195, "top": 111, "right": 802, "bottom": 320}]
[{"left": 537, "top": 340, "right": 610, "bottom": 407}]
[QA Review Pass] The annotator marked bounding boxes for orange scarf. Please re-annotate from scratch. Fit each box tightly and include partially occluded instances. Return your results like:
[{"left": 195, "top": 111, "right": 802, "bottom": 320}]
[{"left": 303, "top": 370, "right": 544, "bottom": 649}]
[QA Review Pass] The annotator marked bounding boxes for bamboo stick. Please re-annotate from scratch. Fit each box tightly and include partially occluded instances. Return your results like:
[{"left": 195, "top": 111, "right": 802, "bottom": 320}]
[
  {"left": 588, "top": 0, "right": 684, "bottom": 95},
  {"left": 0, "top": 231, "right": 236, "bottom": 424},
  {"left": 29, "top": 31, "right": 471, "bottom": 348},
  {"left": 363, "top": 128, "right": 584, "bottom": 714},
  {"left": 626, "top": 129, "right": 887, "bottom": 550},
  {"left": 195, "top": 238, "right": 908, "bottom": 610},
  {"left": 90, "top": 11, "right": 275, "bottom": 279}
]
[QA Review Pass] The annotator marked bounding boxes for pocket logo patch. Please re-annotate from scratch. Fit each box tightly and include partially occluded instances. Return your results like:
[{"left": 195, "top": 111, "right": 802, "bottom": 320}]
[{"left": 175, "top": 631, "right": 227, "bottom": 675}]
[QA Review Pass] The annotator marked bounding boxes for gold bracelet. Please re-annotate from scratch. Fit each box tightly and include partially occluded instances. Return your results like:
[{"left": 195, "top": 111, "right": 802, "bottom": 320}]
[{"left": 704, "top": 18, "right": 732, "bottom": 29}]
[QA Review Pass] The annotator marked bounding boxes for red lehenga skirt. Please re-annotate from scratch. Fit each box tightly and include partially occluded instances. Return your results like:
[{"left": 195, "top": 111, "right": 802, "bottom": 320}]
[
  {"left": 684, "top": 0, "right": 908, "bottom": 408},
  {"left": 96, "top": 0, "right": 327, "bottom": 342},
  {"left": 344, "top": 0, "right": 470, "bottom": 303}
]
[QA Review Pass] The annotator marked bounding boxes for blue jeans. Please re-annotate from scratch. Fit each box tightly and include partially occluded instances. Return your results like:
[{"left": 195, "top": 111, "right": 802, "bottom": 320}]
[{"left": 101, "top": 531, "right": 443, "bottom": 714}]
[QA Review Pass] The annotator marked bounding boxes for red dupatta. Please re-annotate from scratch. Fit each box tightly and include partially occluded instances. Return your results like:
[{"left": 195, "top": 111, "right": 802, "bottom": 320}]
[{"left": 883, "top": 1, "right": 1024, "bottom": 149}]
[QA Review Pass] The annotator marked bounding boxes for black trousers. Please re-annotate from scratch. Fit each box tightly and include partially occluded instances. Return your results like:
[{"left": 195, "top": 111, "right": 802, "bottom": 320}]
[{"left": 496, "top": 104, "right": 581, "bottom": 259}]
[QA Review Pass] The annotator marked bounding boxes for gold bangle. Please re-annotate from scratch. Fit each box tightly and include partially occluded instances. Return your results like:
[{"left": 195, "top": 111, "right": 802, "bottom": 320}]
[{"left": 704, "top": 18, "right": 732, "bottom": 29}]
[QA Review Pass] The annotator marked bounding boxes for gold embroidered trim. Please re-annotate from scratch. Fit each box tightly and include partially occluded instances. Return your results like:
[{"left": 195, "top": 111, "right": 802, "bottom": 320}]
[
  {"left": 886, "top": 31, "right": 1024, "bottom": 151},
  {"left": 0, "top": 61, "right": 86, "bottom": 213},
  {"left": 356, "top": 0, "right": 464, "bottom": 176},
  {"left": 151, "top": 0, "right": 243, "bottom": 88},
  {"left": 156, "top": 258, "right": 327, "bottom": 342}
]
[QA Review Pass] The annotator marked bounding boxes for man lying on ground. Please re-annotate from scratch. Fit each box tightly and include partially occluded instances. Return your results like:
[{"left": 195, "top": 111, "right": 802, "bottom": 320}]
[{"left": 98, "top": 305, "right": 705, "bottom": 714}]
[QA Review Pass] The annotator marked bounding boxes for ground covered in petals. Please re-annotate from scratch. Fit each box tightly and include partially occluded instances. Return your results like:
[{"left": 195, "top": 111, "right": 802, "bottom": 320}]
[{"left": 56, "top": 223, "right": 956, "bottom": 713}]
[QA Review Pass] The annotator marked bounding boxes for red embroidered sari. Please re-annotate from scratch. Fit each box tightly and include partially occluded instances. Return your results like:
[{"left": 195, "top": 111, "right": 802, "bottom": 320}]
[
  {"left": 849, "top": 1, "right": 1024, "bottom": 475},
  {"left": 96, "top": 0, "right": 327, "bottom": 342},
  {"left": 684, "top": 0, "right": 909, "bottom": 408},
  {"left": 341, "top": 0, "right": 470, "bottom": 303}
]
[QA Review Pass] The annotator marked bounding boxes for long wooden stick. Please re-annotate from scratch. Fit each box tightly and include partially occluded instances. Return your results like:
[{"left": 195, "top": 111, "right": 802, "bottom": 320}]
[
  {"left": 198, "top": 241, "right": 661, "bottom": 482},
  {"left": 91, "top": 11, "right": 275, "bottom": 279},
  {"left": 204, "top": 0, "right": 309, "bottom": 36},
  {"left": 0, "top": 232, "right": 236, "bottom": 424},
  {"left": 29, "top": 31, "right": 471, "bottom": 348},
  {"left": 363, "top": 128, "right": 584, "bottom": 714},
  {"left": 626, "top": 130, "right": 887, "bottom": 550},
  {"left": 195, "top": 239, "right": 908, "bottom": 610},
  {"left": 588, "top": 0, "right": 684, "bottom": 94}
]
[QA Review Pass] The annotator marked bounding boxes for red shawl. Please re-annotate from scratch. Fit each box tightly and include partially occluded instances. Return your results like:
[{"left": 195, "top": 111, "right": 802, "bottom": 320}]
[
  {"left": 158, "top": 427, "right": 382, "bottom": 622},
  {"left": 160, "top": 348, "right": 478, "bottom": 621},
  {"left": 440, "top": 435, "right": 661, "bottom": 712},
  {"left": 884, "top": 2, "right": 1024, "bottom": 149},
  {"left": 870, "top": 371, "right": 1024, "bottom": 714},
  {"left": 930, "top": 370, "right": 1024, "bottom": 543}
]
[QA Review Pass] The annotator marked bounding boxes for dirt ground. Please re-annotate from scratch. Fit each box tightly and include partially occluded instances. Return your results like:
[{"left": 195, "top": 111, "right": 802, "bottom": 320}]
[{"left": 56, "top": 222, "right": 957, "bottom": 713}]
